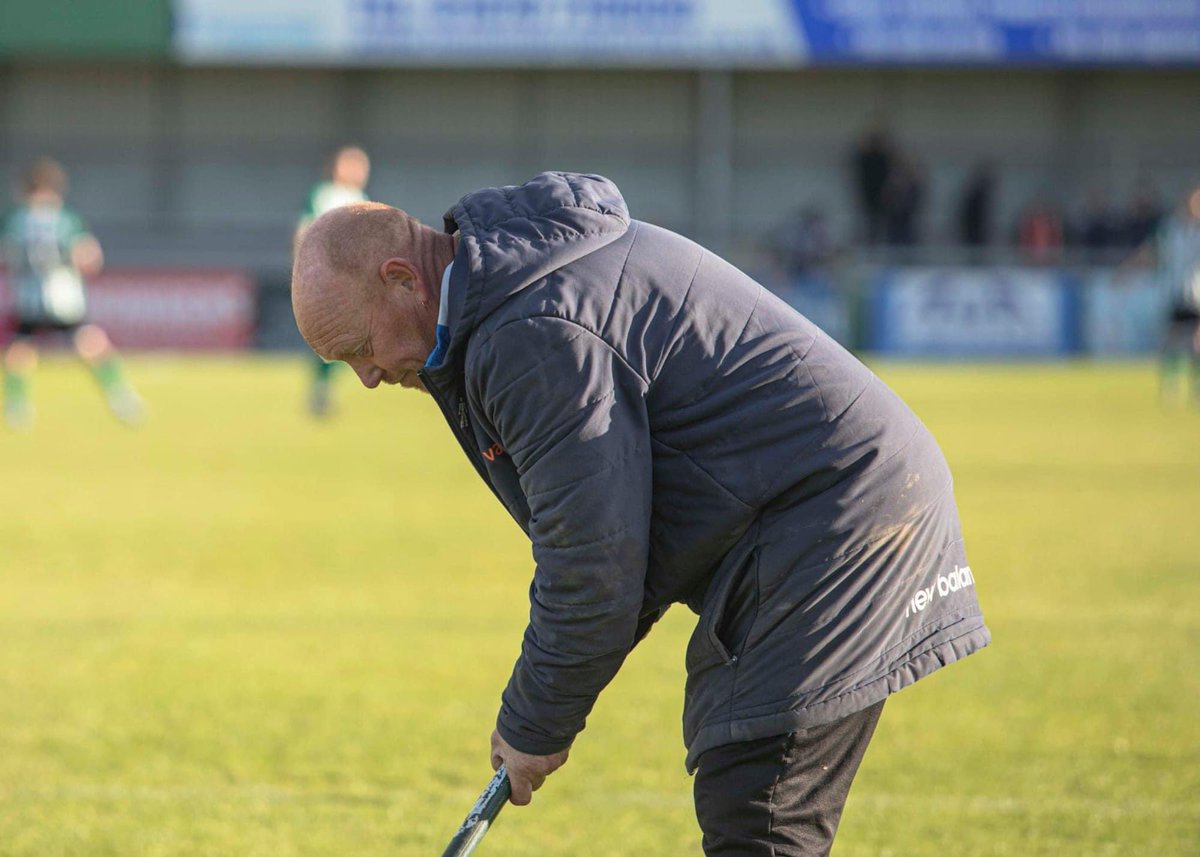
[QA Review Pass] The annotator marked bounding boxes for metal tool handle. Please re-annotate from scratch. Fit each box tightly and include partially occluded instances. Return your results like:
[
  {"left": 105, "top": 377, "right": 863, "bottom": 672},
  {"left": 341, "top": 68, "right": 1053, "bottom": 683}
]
[{"left": 440, "top": 766, "right": 512, "bottom": 857}]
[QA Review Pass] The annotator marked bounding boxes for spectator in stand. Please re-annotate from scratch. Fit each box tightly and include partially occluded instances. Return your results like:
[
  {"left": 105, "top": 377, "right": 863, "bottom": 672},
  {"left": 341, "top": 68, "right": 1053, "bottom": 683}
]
[
  {"left": 1075, "top": 187, "right": 1122, "bottom": 262},
  {"left": 958, "top": 162, "right": 997, "bottom": 256},
  {"left": 882, "top": 153, "right": 925, "bottom": 247},
  {"left": 1015, "top": 197, "right": 1065, "bottom": 266},
  {"left": 1122, "top": 181, "right": 1163, "bottom": 249},
  {"left": 851, "top": 124, "right": 895, "bottom": 246},
  {"left": 767, "top": 204, "right": 837, "bottom": 278}
]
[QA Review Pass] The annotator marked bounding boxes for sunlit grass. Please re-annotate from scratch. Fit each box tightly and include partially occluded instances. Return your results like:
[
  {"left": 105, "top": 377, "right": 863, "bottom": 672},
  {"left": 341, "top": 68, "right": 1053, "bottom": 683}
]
[{"left": 1, "top": 356, "right": 1197, "bottom": 855}]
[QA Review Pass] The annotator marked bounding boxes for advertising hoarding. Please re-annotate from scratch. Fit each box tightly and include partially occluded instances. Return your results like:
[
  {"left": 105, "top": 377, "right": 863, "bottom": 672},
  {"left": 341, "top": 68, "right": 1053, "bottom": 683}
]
[
  {"left": 791, "top": 1, "right": 1200, "bottom": 66},
  {"left": 1081, "top": 270, "right": 1166, "bottom": 356},
  {"left": 174, "top": 0, "right": 806, "bottom": 66},
  {"left": 868, "top": 268, "right": 1080, "bottom": 357},
  {"left": 1, "top": 269, "right": 257, "bottom": 350}
]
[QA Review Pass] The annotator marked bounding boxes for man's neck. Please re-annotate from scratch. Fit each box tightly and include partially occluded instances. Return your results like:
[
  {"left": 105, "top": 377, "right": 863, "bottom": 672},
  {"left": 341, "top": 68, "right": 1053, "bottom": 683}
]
[{"left": 422, "top": 232, "right": 457, "bottom": 300}]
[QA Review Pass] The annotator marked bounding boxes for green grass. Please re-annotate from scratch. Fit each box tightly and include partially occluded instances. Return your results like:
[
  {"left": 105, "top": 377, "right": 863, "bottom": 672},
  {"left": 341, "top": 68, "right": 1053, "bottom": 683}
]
[{"left": 1, "top": 356, "right": 1198, "bottom": 856}]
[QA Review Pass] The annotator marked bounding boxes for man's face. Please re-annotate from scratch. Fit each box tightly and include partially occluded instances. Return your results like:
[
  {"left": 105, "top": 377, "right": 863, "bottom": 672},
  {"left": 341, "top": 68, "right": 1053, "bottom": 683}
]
[{"left": 309, "top": 272, "right": 437, "bottom": 394}]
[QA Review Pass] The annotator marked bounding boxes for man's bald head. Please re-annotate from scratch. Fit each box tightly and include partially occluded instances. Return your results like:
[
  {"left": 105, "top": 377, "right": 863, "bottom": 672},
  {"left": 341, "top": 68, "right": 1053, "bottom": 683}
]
[
  {"left": 292, "top": 202, "right": 431, "bottom": 353},
  {"left": 294, "top": 201, "right": 427, "bottom": 298}
]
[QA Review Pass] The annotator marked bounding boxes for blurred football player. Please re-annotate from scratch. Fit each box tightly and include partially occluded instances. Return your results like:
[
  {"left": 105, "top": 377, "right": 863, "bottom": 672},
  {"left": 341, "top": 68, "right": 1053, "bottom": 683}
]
[
  {"left": 1131, "top": 183, "right": 1200, "bottom": 405},
  {"left": 1, "top": 158, "right": 143, "bottom": 428},
  {"left": 294, "top": 146, "right": 371, "bottom": 417}
]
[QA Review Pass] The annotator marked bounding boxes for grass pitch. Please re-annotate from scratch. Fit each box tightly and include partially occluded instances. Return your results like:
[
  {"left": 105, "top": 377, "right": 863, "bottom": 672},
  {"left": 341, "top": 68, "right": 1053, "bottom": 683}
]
[{"left": 1, "top": 356, "right": 1197, "bottom": 856}]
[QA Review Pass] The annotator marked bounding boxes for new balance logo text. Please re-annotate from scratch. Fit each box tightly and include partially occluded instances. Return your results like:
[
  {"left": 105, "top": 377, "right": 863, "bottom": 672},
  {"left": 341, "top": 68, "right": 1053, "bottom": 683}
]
[{"left": 904, "top": 565, "right": 975, "bottom": 618}]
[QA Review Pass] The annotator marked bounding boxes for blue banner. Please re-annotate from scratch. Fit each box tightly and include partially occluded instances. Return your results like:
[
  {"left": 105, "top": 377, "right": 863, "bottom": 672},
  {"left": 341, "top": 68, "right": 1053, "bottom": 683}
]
[
  {"left": 868, "top": 268, "right": 1080, "bottom": 357},
  {"left": 1082, "top": 270, "right": 1166, "bottom": 355},
  {"left": 790, "top": 1, "right": 1200, "bottom": 66}
]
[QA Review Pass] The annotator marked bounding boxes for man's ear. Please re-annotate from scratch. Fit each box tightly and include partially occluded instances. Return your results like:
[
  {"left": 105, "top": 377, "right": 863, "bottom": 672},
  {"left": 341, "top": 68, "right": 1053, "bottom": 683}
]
[{"left": 379, "top": 258, "right": 418, "bottom": 292}]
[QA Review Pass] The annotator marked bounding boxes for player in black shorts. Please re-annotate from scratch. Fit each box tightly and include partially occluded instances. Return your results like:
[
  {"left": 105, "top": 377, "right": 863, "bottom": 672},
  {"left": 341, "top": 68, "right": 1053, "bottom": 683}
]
[
  {"left": 1148, "top": 186, "right": 1200, "bottom": 405},
  {"left": 2, "top": 159, "right": 143, "bottom": 428}
]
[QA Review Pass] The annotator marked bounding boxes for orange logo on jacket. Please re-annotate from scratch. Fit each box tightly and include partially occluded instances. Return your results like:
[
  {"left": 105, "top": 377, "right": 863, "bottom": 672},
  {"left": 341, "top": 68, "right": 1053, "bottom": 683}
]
[{"left": 482, "top": 442, "right": 506, "bottom": 462}]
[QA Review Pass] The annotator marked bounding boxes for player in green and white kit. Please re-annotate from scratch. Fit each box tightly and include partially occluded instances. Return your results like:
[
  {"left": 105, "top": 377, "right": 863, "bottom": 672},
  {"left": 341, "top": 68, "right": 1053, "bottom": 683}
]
[
  {"left": 2, "top": 159, "right": 143, "bottom": 428},
  {"left": 1134, "top": 184, "right": 1200, "bottom": 406},
  {"left": 295, "top": 146, "right": 371, "bottom": 417}
]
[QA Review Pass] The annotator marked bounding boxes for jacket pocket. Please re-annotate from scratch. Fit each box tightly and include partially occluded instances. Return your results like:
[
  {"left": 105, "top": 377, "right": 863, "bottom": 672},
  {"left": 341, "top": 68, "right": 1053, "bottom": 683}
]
[
  {"left": 711, "top": 546, "right": 760, "bottom": 662},
  {"left": 692, "top": 544, "right": 760, "bottom": 667}
]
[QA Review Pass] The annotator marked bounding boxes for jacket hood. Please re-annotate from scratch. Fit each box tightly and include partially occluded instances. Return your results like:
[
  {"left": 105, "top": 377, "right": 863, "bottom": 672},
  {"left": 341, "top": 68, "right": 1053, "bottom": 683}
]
[{"left": 442, "top": 172, "right": 630, "bottom": 333}]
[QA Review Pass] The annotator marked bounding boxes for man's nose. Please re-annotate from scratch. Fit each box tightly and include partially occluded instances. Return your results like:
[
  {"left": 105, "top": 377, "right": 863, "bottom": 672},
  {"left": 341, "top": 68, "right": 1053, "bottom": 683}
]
[{"left": 352, "top": 363, "right": 382, "bottom": 389}]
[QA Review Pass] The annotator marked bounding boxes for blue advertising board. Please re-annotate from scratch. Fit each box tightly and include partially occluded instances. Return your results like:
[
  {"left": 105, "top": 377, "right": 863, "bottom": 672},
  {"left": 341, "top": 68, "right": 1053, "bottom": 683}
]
[
  {"left": 1081, "top": 270, "right": 1166, "bottom": 355},
  {"left": 868, "top": 268, "right": 1081, "bottom": 357},
  {"left": 790, "top": 1, "right": 1200, "bottom": 66}
]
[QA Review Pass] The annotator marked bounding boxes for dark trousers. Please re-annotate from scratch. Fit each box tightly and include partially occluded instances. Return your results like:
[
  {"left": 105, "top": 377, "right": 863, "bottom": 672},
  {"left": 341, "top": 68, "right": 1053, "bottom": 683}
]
[{"left": 693, "top": 701, "right": 884, "bottom": 856}]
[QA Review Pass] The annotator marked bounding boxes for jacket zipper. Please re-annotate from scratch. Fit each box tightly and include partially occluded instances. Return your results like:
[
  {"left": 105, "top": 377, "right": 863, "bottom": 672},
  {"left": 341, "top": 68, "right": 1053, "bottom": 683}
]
[{"left": 417, "top": 366, "right": 502, "bottom": 500}]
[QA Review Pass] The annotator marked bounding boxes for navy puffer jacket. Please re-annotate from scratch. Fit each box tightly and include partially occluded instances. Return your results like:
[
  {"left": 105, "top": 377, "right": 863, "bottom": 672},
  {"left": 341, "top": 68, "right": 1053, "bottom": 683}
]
[{"left": 418, "top": 172, "right": 989, "bottom": 770}]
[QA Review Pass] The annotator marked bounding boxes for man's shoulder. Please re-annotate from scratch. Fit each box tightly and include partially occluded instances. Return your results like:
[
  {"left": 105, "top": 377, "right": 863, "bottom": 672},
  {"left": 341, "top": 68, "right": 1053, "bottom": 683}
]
[
  {"left": 462, "top": 220, "right": 704, "bottom": 358},
  {"left": 464, "top": 307, "right": 623, "bottom": 397},
  {"left": 470, "top": 309, "right": 597, "bottom": 355}
]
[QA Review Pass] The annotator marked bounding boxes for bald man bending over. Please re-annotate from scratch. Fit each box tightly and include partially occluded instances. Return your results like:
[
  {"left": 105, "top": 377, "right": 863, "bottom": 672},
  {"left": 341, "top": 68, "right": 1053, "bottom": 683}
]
[{"left": 293, "top": 172, "right": 989, "bottom": 856}]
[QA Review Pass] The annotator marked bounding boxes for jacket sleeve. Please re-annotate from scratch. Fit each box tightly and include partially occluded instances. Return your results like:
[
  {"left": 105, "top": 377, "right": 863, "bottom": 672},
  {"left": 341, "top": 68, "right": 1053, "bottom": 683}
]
[{"left": 471, "top": 316, "right": 652, "bottom": 756}]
